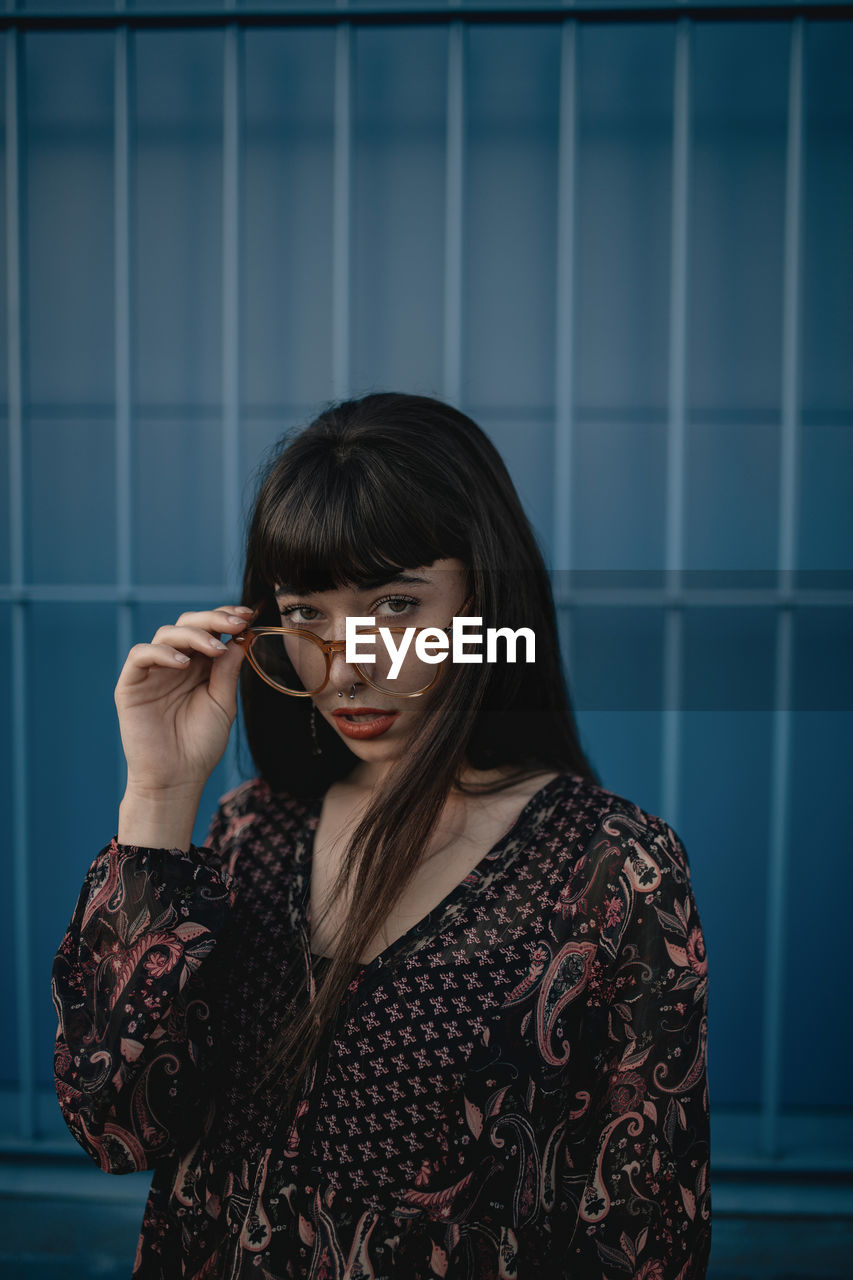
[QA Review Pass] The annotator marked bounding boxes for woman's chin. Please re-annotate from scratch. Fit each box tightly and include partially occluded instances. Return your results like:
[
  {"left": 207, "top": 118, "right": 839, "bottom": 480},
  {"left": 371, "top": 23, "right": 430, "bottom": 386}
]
[{"left": 333, "top": 714, "right": 417, "bottom": 774}]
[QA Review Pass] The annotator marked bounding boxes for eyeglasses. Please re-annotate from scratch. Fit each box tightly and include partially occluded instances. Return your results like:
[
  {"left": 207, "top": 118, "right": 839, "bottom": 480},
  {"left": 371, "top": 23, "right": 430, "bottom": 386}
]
[{"left": 233, "top": 593, "right": 475, "bottom": 698}]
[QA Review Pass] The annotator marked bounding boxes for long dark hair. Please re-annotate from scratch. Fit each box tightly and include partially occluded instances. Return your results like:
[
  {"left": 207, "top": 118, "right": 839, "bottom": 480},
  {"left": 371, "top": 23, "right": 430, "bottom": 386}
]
[{"left": 237, "top": 392, "right": 599, "bottom": 1107}]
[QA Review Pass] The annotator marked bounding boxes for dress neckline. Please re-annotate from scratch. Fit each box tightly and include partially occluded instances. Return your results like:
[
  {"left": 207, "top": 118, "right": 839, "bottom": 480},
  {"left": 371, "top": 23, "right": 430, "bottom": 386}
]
[{"left": 296, "top": 771, "right": 573, "bottom": 987}]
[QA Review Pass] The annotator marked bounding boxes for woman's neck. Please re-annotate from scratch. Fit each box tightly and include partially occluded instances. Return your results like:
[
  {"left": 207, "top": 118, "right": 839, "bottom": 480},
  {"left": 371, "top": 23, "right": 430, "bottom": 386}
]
[{"left": 343, "top": 759, "right": 529, "bottom": 796}]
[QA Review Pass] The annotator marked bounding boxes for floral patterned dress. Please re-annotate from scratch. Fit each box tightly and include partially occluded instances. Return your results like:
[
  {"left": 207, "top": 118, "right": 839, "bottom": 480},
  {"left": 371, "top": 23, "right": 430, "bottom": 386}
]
[{"left": 52, "top": 770, "right": 711, "bottom": 1279}]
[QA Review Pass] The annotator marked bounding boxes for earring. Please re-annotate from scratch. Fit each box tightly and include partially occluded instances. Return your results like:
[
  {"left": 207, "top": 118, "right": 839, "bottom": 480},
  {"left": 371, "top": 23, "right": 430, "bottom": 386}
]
[{"left": 309, "top": 703, "right": 322, "bottom": 756}]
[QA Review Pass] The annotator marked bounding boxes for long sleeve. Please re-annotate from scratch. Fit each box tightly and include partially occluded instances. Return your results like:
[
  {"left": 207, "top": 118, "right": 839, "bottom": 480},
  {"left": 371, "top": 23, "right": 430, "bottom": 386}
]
[
  {"left": 52, "top": 801, "right": 238, "bottom": 1175},
  {"left": 554, "top": 808, "right": 711, "bottom": 1279}
]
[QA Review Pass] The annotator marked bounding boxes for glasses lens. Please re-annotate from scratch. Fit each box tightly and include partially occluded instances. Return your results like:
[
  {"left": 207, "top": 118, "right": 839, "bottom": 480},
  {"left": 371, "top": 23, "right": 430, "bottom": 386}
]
[
  {"left": 356, "top": 629, "right": 441, "bottom": 696},
  {"left": 250, "top": 632, "right": 328, "bottom": 694}
]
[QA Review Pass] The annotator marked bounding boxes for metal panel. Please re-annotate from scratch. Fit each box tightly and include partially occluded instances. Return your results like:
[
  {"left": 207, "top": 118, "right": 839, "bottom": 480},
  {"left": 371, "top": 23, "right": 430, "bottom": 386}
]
[
  {"left": 332, "top": 21, "right": 352, "bottom": 398},
  {"left": 114, "top": 20, "right": 133, "bottom": 799},
  {"left": 661, "top": 16, "right": 690, "bottom": 829},
  {"left": 443, "top": 19, "right": 464, "bottom": 405},
  {"left": 761, "top": 14, "right": 804, "bottom": 1158},
  {"left": 5, "top": 25, "right": 34, "bottom": 1142},
  {"left": 2, "top": 4, "right": 851, "bottom": 30},
  {"left": 351, "top": 25, "right": 447, "bottom": 391},
  {"left": 553, "top": 18, "right": 576, "bottom": 576},
  {"left": 222, "top": 18, "right": 242, "bottom": 789},
  {"left": 0, "top": 0, "right": 850, "bottom": 1165}
]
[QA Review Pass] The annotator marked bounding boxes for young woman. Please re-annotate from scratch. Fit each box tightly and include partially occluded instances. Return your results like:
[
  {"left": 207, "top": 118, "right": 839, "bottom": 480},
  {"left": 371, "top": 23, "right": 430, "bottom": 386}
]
[{"left": 53, "top": 392, "right": 711, "bottom": 1279}]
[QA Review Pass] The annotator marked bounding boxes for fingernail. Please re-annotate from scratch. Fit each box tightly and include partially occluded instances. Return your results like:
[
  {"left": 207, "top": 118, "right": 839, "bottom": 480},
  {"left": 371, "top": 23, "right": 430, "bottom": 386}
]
[
  {"left": 226, "top": 615, "right": 248, "bottom": 626},
  {"left": 211, "top": 639, "right": 227, "bottom": 650},
  {"left": 233, "top": 606, "right": 254, "bottom": 615}
]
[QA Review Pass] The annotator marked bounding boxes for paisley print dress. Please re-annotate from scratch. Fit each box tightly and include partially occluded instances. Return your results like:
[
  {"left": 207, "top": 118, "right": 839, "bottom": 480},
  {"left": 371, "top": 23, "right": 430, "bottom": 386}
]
[{"left": 52, "top": 770, "right": 711, "bottom": 1279}]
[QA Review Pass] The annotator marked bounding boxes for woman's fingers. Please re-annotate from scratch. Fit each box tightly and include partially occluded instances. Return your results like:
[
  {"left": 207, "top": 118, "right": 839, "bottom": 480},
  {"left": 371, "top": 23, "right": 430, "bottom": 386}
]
[
  {"left": 205, "top": 621, "right": 250, "bottom": 718},
  {"left": 118, "top": 608, "right": 253, "bottom": 687},
  {"left": 121, "top": 639, "right": 208, "bottom": 679},
  {"left": 121, "top": 628, "right": 232, "bottom": 680},
  {"left": 151, "top": 622, "right": 242, "bottom": 655},
  {"left": 173, "top": 605, "right": 254, "bottom": 630}
]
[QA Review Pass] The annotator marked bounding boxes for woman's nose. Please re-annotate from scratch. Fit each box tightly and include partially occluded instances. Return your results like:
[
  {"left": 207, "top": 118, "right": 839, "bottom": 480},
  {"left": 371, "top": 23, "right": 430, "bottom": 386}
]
[{"left": 327, "top": 645, "right": 364, "bottom": 696}]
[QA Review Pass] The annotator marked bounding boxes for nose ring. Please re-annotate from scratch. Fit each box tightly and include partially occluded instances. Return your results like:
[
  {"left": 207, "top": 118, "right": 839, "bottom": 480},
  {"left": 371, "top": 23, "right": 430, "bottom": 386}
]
[{"left": 337, "top": 685, "right": 357, "bottom": 700}]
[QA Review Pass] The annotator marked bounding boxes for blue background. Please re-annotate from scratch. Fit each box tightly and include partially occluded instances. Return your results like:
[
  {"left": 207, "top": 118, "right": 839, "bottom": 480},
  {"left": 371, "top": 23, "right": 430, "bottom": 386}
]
[{"left": 0, "top": 3, "right": 851, "bottom": 1212}]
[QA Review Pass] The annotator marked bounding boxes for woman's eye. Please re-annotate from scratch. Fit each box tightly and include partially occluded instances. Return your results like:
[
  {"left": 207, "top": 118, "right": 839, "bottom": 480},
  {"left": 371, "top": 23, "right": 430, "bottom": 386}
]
[
  {"left": 280, "top": 605, "right": 319, "bottom": 624},
  {"left": 279, "top": 595, "right": 418, "bottom": 624},
  {"left": 375, "top": 595, "right": 418, "bottom": 616}
]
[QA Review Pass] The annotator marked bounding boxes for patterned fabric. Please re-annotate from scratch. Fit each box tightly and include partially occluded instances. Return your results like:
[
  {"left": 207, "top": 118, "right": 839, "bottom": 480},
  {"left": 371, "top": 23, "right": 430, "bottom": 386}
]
[{"left": 53, "top": 771, "right": 711, "bottom": 1279}]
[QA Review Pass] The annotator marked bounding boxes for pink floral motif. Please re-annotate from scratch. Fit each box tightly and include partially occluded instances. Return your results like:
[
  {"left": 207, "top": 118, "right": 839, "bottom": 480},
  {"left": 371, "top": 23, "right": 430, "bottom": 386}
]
[
  {"left": 607, "top": 1069, "right": 648, "bottom": 1115},
  {"left": 686, "top": 926, "right": 707, "bottom": 976},
  {"left": 604, "top": 893, "right": 625, "bottom": 927},
  {"left": 143, "top": 941, "right": 182, "bottom": 979},
  {"left": 634, "top": 1261, "right": 666, "bottom": 1280}
]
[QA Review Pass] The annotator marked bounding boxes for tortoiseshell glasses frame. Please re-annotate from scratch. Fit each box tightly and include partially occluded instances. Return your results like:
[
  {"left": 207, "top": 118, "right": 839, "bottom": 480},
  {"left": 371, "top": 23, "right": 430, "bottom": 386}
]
[{"left": 233, "top": 592, "right": 475, "bottom": 697}]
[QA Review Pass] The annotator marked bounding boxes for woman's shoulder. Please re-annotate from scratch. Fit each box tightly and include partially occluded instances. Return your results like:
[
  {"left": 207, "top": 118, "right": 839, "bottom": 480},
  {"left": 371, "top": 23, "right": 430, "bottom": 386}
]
[
  {"left": 544, "top": 774, "right": 706, "bottom": 984},
  {"left": 547, "top": 771, "right": 692, "bottom": 881},
  {"left": 203, "top": 775, "right": 316, "bottom": 875},
  {"left": 214, "top": 774, "right": 313, "bottom": 818}
]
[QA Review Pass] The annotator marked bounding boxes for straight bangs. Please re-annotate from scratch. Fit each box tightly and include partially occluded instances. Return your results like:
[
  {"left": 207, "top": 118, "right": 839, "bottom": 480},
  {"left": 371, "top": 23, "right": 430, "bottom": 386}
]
[{"left": 251, "top": 452, "right": 469, "bottom": 603}]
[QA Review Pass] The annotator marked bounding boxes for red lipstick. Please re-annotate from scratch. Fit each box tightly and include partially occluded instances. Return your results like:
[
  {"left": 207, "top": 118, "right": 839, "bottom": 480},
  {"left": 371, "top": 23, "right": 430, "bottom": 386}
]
[{"left": 330, "top": 707, "right": 399, "bottom": 740}]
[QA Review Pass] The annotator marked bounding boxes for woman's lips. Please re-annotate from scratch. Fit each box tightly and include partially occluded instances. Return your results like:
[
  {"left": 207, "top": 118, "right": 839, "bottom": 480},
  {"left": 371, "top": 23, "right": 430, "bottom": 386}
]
[{"left": 330, "top": 708, "right": 399, "bottom": 740}]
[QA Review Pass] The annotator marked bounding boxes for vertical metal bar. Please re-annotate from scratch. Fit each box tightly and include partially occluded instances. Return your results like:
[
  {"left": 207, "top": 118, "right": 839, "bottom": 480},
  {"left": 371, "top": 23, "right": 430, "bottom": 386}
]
[
  {"left": 5, "top": 28, "right": 23, "bottom": 597},
  {"left": 444, "top": 18, "right": 465, "bottom": 407},
  {"left": 222, "top": 15, "right": 242, "bottom": 792},
  {"left": 6, "top": 24, "right": 35, "bottom": 1142},
  {"left": 332, "top": 17, "right": 352, "bottom": 400},
  {"left": 114, "top": 12, "right": 133, "bottom": 796},
  {"left": 114, "top": 13, "right": 131, "bottom": 592},
  {"left": 778, "top": 18, "right": 804, "bottom": 596},
  {"left": 554, "top": 18, "right": 577, "bottom": 578},
  {"left": 661, "top": 17, "right": 690, "bottom": 829},
  {"left": 761, "top": 14, "right": 804, "bottom": 1160}
]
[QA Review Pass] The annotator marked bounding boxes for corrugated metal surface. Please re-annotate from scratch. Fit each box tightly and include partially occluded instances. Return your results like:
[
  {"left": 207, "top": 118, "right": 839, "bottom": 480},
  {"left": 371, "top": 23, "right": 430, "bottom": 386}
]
[{"left": 1, "top": 3, "right": 851, "bottom": 1182}]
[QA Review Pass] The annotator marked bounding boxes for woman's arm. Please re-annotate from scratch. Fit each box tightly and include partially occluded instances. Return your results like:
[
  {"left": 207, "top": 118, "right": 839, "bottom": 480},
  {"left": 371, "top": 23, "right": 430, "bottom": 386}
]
[
  {"left": 51, "top": 793, "right": 241, "bottom": 1175},
  {"left": 555, "top": 810, "right": 711, "bottom": 1279}
]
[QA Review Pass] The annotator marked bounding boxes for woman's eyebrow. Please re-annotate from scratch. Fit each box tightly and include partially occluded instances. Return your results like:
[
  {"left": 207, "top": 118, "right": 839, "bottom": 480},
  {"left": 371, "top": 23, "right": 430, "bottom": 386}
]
[{"left": 274, "top": 573, "right": 432, "bottom": 601}]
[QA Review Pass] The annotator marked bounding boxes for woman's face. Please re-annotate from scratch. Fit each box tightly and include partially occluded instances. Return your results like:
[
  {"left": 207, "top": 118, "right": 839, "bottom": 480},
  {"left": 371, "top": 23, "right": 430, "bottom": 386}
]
[{"left": 272, "top": 557, "right": 471, "bottom": 780}]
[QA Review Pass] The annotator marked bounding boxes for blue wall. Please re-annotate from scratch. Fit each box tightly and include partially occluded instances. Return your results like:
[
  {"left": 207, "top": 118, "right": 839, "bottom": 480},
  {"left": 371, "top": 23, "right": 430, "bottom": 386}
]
[{"left": 0, "top": 4, "right": 851, "bottom": 1165}]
